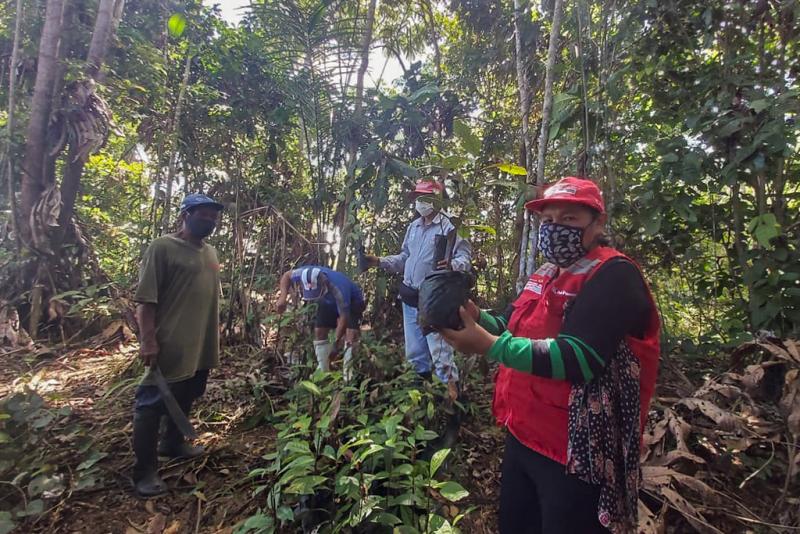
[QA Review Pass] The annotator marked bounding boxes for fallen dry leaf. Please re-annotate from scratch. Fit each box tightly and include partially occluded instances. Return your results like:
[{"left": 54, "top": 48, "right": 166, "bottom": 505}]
[
  {"left": 666, "top": 410, "right": 692, "bottom": 451},
  {"left": 162, "top": 521, "right": 182, "bottom": 534},
  {"left": 652, "top": 449, "right": 706, "bottom": 467},
  {"left": 742, "top": 364, "right": 765, "bottom": 393},
  {"left": 678, "top": 398, "right": 739, "bottom": 432},
  {"left": 146, "top": 513, "right": 167, "bottom": 534},
  {"left": 779, "top": 369, "right": 800, "bottom": 438},
  {"left": 637, "top": 498, "right": 661, "bottom": 534},
  {"left": 785, "top": 339, "right": 800, "bottom": 364},
  {"left": 661, "top": 487, "right": 723, "bottom": 534}
]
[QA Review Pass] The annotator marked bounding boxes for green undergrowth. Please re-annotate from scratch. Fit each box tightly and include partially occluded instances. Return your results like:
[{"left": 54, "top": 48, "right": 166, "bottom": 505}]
[
  {"left": 0, "top": 390, "right": 104, "bottom": 534},
  {"left": 237, "top": 352, "right": 473, "bottom": 534}
]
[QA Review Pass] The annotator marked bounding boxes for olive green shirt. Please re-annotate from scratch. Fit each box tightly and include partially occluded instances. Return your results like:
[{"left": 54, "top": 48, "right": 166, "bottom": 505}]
[{"left": 134, "top": 235, "right": 221, "bottom": 384}]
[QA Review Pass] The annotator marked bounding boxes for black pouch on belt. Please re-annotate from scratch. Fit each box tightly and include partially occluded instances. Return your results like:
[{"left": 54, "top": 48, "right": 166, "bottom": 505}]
[{"left": 398, "top": 282, "right": 419, "bottom": 308}]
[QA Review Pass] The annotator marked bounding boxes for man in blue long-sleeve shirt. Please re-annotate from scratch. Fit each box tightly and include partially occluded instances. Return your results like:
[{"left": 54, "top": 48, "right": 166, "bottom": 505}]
[{"left": 364, "top": 180, "right": 472, "bottom": 385}]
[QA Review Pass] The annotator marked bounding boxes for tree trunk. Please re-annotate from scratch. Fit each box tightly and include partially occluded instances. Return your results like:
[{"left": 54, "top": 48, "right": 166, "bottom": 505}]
[
  {"left": 516, "top": 0, "right": 565, "bottom": 290},
  {"left": 513, "top": 0, "right": 533, "bottom": 173},
  {"left": 335, "top": 0, "right": 377, "bottom": 271},
  {"left": 576, "top": 0, "right": 591, "bottom": 175},
  {"left": 86, "top": 0, "right": 116, "bottom": 77},
  {"left": 19, "top": 0, "right": 65, "bottom": 243},
  {"left": 56, "top": 0, "right": 124, "bottom": 244},
  {"left": 513, "top": 0, "right": 533, "bottom": 292},
  {"left": 161, "top": 52, "right": 193, "bottom": 233},
  {"left": 4, "top": 0, "right": 23, "bottom": 249}
]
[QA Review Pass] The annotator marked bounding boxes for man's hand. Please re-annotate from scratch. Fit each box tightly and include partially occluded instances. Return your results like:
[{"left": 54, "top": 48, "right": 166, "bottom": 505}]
[
  {"left": 436, "top": 259, "right": 450, "bottom": 270},
  {"left": 363, "top": 254, "right": 380, "bottom": 269},
  {"left": 276, "top": 295, "right": 288, "bottom": 314},
  {"left": 140, "top": 338, "right": 159, "bottom": 367},
  {"left": 440, "top": 306, "right": 497, "bottom": 355}
]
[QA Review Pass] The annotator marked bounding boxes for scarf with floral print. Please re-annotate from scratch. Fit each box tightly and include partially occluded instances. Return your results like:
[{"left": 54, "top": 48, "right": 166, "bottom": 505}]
[{"left": 566, "top": 340, "right": 641, "bottom": 533}]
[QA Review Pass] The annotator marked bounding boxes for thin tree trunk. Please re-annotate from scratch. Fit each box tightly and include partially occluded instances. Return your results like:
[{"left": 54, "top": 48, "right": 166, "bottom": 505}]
[
  {"left": 576, "top": 0, "right": 590, "bottom": 175},
  {"left": 513, "top": 0, "right": 533, "bottom": 292},
  {"left": 517, "top": 0, "right": 565, "bottom": 290},
  {"left": 161, "top": 52, "right": 193, "bottom": 233},
  {"left": 19, "top": 0, "right": 65, "bottom": 242},
  {"left": 4, "top": 0, "right": 23, "bottom": 249},
  {"left": 86, "top": 0, "right": 116, "bottom": 77},
  {"left": 513, "top": 0, "right": 533, "bottom": 173},
  {"left": 335, "top": 0, "right": 377, "bottom": 271}
]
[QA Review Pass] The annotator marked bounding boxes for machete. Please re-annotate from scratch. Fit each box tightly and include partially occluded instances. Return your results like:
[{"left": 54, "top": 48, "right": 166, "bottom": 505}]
[{"left": 151, "top": 366, "right": 198, "bottom": 440}]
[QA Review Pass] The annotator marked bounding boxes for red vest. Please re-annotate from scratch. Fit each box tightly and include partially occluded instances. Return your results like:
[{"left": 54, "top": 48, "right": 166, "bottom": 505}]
[{"left": 492, "top": 247, "right": 660, "bottom": 465}]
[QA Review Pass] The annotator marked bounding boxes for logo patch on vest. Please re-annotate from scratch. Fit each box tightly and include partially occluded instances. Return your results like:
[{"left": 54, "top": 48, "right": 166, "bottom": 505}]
[
  {"left": 551, "top": 287, "right": 577, "bottom": 297},
  {"left": 524, "top": 279, "right": 543, "bottom": 294}
]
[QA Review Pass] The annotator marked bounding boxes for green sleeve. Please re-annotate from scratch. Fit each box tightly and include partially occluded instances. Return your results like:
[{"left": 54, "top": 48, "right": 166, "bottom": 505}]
[
  {"left": 479, "top": 310, "right": 509, "bottom": 335},
  {"left": 134, "top": 241, "right": 165, "bottom": 304},
  {"left": 486, "top": 331, "right": 534, "bottom": 373}
]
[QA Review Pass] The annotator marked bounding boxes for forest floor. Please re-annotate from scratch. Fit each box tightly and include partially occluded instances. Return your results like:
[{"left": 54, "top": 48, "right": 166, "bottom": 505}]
[
  {"left": 1, "top": 329, "right": 502, "bottom": 534},
  {"left": 3, "top": 324, "right": 799, "bottom": 533}
]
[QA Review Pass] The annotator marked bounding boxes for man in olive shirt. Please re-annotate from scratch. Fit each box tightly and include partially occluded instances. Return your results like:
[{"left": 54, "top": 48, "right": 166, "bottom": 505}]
[{"left": 132, "top": 193, "right": 223, "bottom": 497}]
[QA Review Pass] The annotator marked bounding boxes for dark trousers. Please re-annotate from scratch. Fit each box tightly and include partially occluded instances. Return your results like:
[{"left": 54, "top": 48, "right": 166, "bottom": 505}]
[
  {"left": 499, "top": 432, "right": 608, "bottom": 534},
  {"left": 132, "top": 370, "right": 208, "bottom": 481}
]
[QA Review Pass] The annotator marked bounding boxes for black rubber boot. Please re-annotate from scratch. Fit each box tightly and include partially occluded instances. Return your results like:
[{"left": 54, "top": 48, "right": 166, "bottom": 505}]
[
  {"left": 158, "top": 397, "right": 204, "bottom": 459},
  {"left": 412, "top": 371, "right": 433, "bottom": 387},
  {"left": 132, "top": 407, "right": 167, "bottom": 497}
]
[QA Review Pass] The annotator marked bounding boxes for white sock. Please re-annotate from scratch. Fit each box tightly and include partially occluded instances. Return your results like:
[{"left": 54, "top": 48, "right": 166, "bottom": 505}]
[
  {"left": 313, "top": 340, "right": 332, "bottom": 372},
  {"left": 342, "top": 345, "right": 354, "bottom": 381}
]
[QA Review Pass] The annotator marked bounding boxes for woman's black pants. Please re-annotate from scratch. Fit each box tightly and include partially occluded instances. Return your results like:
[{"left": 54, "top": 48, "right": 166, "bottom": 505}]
[{"left": 499, "top": 432, "right": 608, "bottom": 534}]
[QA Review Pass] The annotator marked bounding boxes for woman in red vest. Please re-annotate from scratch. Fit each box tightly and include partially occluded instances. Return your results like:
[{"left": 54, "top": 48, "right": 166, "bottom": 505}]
[{"left": 441, "top": 177, "right": 660, "bottom": 533}]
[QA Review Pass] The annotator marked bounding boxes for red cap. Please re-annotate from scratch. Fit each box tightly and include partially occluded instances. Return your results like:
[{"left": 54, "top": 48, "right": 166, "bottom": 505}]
[
  {"left": 410, "top": 180, "right": 444, "bottom": 197},
  {"left": 524, "top": 176, "right": 605, "bottom": 214}
]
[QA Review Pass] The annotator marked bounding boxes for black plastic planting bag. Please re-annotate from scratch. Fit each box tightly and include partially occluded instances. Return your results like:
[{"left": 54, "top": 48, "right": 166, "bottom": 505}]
[{"left": 417, "top": 271, "right": 473, "bottom": 335}]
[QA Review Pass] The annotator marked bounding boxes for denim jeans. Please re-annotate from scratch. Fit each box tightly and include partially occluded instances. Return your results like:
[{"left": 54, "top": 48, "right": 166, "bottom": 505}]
[{"left": 402, "top": 303, "right": 459, "bottom": 383}]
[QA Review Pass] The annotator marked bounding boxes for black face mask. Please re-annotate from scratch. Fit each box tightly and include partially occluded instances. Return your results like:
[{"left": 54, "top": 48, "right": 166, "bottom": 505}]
[{"left": 186, "top": 215, "right": 216, "bottom": 238}]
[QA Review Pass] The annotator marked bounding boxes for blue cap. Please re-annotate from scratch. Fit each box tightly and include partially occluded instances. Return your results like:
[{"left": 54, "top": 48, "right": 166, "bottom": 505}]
[
  {"left": 299, "top": 267, "right": 323, "bottom": 300},
  {"left": 180, "top": 193, "right": 224, "bottom": 213}
]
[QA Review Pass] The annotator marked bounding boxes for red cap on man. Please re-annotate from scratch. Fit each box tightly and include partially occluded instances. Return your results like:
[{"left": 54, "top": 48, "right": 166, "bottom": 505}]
[
  {"left": 524, "top": 176, "right": 605, "bottom": 214},
  {"left": 409, "top": 180, "right": 444, "bottom": 198}
]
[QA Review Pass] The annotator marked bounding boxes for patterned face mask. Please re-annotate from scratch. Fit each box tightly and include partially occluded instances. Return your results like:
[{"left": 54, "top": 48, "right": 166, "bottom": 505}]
[{"left": 537, "top": 222, "right": 588, "bottom": 267}]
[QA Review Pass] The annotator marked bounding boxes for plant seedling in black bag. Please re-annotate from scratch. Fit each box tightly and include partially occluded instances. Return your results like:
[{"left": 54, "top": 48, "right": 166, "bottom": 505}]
[{"left": 417, "top": 271, "right": 474, "bottom": 335}]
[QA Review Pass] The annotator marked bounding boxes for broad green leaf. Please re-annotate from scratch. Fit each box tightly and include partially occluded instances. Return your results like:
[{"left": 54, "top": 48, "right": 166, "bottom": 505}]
[
  {"left": 168, "top": 14, "right": 187, "bottom": 38},
  {"left": 642, "top": 213, "right": 662, "bottom": 236},
  {"left": 391, "top": 464, "right": 414, "bottom": 476},
  {"left": 77, "top": 451, "right": 107, "bottom": 471},
  {"left": 749, "top": 214, "right": 780, "bottom": 248},
  {"left": 285, "top": 475, "right": 327, "bottom": 495},
  {"left": 387, "top": 158, "right": 419, "bottom": 179},
  {"left": 430, "top": 448, "right": 450, "bottom": 477},
  {"left": 750, "top": 99, "right": 770, "bottom": 113},
  {"left": 0, "top": 511, "right": 15, "bottom": 534},
  {"left": 453, "top": 119, "right": 481, "bottom": 156},
  {"left": 235, "top": 513, "right": 274, "bottom": 533},
  {"left": 299, "top": 380, "right": 321, "bottom": 396},
  {"left": 409, "top": 84, "right": 440, "bottom": 102},
  {"left": 437, "top": 481, "right": 469, "bottom": 502},
  {"left": 372, "top": 512, "right": 402, "bottom": 526},
  {"left": 496, "top": 163, "right": 527, "bottom": 176},
  {"left": 276, "top": 505, "right": 294, "bottom": 523},
  {"left": 469, "top": 224, "right": 496, "bottom": 236},
  {"left": 0, "top": 431, "right": 9, "bottom": 443}
]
